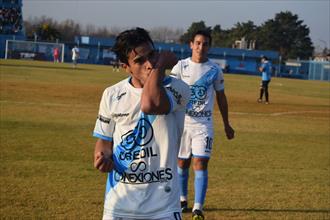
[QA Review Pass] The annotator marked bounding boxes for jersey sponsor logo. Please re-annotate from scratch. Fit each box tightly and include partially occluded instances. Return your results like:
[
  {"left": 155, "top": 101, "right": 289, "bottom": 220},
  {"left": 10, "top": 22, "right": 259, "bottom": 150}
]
[
  {"left": 167, "top": 86, "right": 183, "bottom": 105},
  {"left": 187, "top": 85, "right": 207, "bottom": 111},
  {"left": 117, "top": 148, "right": 173, "bottom": 184},
  {"left": 119, "top": 147, "right": 157, "bottom": 161},
  {"left": 120, "top": 118, "right": 153, "bottom": 151},
  {"left": 191, "top": 85, "right": 207, "bottom": 100},
  {"left": 186, "top": 67, "right": 219, "bottom": 112},
  {"left": 112, "top": 114, "right": 155, "bottom": 174},
  {"left": 97, "top": 115, "right": 111, "bottom": 124},
  {"left": 114, "top": 167, "right": 173, "bottom": 184},
  {"left": 113, "top": 113, "right": 129, "bottom": 118},
  {"left": 186, "top": 109, "right": 212, "bottom": 117},
  {"left": 109, "top": 113, "right": 175, "bottom": 185}
]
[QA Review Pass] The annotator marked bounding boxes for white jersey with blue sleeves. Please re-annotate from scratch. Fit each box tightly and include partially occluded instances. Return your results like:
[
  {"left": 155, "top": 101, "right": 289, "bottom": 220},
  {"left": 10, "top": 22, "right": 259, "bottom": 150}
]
[
  {"left": 93, "top": 76, "right": 190, "bottom": 219},
  {"left": 171, "top": 58, "right": 224, "bottom": 129}
]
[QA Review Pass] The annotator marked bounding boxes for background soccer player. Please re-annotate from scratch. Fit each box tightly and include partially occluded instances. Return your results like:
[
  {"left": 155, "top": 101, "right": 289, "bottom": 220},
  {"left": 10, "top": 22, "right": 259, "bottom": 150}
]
[
  {"left": 170, "top": 30, "right": 235, "bottom": 220},
  {"left": 71, "top": 45, "right": 79, "bottom": 68},
  {"left": 258, "top": 56, "right": 272, "bottom": 104},
  {"left": 93, "top": 27, "right": 190, "bottom": 220}
]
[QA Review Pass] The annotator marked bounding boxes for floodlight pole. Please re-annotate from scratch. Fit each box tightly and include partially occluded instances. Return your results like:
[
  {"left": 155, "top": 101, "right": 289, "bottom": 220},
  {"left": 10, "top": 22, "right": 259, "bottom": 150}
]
[{"left": 5, "top": 40, "right": 8, "bottom": 59}]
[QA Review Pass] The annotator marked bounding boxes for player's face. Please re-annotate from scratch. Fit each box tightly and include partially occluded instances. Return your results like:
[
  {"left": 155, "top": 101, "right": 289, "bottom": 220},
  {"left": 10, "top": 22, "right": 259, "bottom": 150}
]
[
  {"left": 124, "top": 42, "right": 157, "bottom": 88},
  {"left": 190, "top": 34, "right": 210, "bottom": 63}
]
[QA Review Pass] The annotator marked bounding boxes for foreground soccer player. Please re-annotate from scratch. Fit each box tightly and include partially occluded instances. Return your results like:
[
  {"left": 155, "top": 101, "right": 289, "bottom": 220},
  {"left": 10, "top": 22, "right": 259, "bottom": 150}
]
[
  {"left": 93, "top": 27, "right": 190, "bottom": 220},
  {"left": 171, "top": 30, "right": 235, "bottom": 220}
]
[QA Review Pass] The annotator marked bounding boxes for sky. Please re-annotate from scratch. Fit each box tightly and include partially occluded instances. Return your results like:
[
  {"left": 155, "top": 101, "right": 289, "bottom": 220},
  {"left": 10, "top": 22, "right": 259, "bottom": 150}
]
[{"left": 23, "top": 0, "right": 330, "bottom": 51}]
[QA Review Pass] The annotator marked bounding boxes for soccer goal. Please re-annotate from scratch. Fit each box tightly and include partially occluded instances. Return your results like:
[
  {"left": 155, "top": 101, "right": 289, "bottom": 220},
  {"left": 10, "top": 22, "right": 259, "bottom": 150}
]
[{"left": 5, "top": 40, "right": 65, "bottom": 62}]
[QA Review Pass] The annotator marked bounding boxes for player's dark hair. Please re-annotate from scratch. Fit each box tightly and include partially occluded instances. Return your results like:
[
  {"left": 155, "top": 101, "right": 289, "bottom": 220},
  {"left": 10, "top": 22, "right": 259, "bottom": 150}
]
[
  {"left": 262, "top": 55, "right": 268, "bottom": 60},
  {"left": 112, "top": 27, "right": 154, "bottom": 65},
  {"left": 190, "top": 29, "right": 212, "bottom": 46}
]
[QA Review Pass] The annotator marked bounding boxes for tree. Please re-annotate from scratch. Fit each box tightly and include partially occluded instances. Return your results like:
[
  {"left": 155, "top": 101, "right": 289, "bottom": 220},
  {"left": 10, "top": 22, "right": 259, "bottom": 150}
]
[
  {"left": 179, "top": 21, "right": 210, "bottom": 44},
  {"left": 258, "top": 11, "right": 314, "bottom": 60},
  {"left": 36, "top": 23, "right": 61, "bottom": 41},
  {"left": 150, "top": 26, "right": 183, "bottom": 43},
  {"left": 24, "top": 16, "right": 60, "bottom": 41},
  {"left": 57, "top": 19, "right": 81, "bottom": 42}
]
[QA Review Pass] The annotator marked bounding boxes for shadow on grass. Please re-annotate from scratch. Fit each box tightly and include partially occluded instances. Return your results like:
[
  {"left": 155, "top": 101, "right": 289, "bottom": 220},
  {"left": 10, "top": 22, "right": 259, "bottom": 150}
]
[
  {"left": 1, "top": 63, "right": 91, "bottom": 71},
  {"left": 204, "top": 207, "right": 330, "bottom": 214}
]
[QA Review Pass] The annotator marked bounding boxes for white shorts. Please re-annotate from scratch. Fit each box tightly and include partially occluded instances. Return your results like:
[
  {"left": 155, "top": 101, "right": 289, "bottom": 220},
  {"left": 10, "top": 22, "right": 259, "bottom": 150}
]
[
  {"left": 178, "top": 127, "right": 214, "bottom": 159},
  {"left": 103, "top": 212, "right": 182, "bottom": 220}
]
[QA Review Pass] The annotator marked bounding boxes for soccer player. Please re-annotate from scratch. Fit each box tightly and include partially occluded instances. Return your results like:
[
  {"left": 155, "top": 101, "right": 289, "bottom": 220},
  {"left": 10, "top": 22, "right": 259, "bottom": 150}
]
[
  {"left": 258, "top": 56, "right": 272, "bottom": 104},
  {"left": 93, "top": 27, "right": 190, "bottom": 220},
  {"left": 53, "top": 47, "right": 60, "bottom": 63},
  {"left": 71, "top": 45, "right": 80, "bottom": 68},
  {"left": 170, "top": 30, "right": 235, "bottom": 220}
]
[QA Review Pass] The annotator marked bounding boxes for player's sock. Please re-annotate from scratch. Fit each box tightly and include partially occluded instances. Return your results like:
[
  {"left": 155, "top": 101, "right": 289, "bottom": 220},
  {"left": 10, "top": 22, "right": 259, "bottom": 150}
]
[
  {"left": 177, "top": 167, "right": 189, "bottom": 201},
  {"left": 194, "top": 170, "right": 208, "bottom": 211},
  {"left": 265, "top": 90, "right": 269, "bottom": 102}
]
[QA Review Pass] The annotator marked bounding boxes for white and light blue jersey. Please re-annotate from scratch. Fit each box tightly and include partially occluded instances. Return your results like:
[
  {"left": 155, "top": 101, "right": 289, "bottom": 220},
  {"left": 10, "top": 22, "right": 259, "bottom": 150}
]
[
  {"left": 170, "top": 58, "right": 224, "bottom": 129},
  {"left": 93, "top": 76, "right": 190, "bottom": 219},
  {"left": 261, "top": 60, "right": 272, "bottom": 81}
]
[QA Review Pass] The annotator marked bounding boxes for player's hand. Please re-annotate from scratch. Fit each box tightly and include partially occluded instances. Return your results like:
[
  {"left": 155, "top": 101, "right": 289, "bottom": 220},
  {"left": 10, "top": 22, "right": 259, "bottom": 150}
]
[
  {"left": 224, "top": 124, "right": 235, "bottom": 140},
  {"left": 155, "top": 51, "right": 178, "bottom": 70},
  {"left": 94, "top": 151, "right": 114, "bottom": 172}
]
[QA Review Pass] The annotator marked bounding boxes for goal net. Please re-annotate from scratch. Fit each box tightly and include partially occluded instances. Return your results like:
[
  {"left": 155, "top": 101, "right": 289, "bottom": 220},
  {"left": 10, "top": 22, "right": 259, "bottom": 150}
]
[{"left": 5, "top": 40, "right": 65, "bottom": 62}]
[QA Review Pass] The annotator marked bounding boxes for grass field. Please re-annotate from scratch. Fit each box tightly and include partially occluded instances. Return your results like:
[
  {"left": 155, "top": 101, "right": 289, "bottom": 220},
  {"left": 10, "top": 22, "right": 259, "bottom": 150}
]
[{"left": 0, "top": 59, "right": 329, "bottom": 220}]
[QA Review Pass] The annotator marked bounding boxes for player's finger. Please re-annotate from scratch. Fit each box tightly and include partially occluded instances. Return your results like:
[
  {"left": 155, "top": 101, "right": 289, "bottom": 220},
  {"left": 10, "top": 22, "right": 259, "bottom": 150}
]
[
  {"left": 94, "top": 155, "right": 104, "bottom": 169},
  {"left": 94, "top": 151, "right": 103, "bottom": 160},
  {"left": 102, "top": 157, "right": 114, "bottom": 172}
]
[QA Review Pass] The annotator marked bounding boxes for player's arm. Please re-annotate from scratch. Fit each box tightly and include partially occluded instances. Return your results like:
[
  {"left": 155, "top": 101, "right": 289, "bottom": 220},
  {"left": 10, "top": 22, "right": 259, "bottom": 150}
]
[
  {"left": 259, "top": 63, "right": 265, "bottom": 72},
  {"left": 141, "top": 51, "right": 178, "bottom": 114},
  {"left": 94, "top": 139, "right": 114, "bottom": 173},
  {"left": 215, "top": 90, "right": 235, "bottom": 140}
]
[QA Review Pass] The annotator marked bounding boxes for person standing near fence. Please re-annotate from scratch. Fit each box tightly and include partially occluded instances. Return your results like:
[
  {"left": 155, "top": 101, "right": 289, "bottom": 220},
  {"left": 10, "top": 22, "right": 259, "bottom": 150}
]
[{"left": 258, "top": 56, "right": 272, "bottom": 104}]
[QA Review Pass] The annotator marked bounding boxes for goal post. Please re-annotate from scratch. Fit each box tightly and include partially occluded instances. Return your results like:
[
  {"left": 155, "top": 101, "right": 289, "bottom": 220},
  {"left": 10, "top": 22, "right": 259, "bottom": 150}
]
[{"left": 5, "top": 40, "right": 65, "bottom": 63}]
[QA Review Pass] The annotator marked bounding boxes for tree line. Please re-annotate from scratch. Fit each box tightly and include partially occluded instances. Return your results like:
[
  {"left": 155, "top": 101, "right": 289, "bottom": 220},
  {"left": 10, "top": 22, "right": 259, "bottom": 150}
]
[{"left": 24, "top": 11, "right": 314, "bottom": 60}]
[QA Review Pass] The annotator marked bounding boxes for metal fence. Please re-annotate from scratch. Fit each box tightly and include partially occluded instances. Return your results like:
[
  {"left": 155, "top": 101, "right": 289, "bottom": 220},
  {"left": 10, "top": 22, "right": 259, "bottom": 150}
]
[{"left": 308, "top": 61, "right": 330, "bottom": 81}]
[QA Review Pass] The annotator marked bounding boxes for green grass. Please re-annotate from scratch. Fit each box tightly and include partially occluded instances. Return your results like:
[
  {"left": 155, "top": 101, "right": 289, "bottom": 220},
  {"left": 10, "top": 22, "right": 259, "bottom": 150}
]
[{"left": 1, "top": 59, "right": 329, "bottom": 220}]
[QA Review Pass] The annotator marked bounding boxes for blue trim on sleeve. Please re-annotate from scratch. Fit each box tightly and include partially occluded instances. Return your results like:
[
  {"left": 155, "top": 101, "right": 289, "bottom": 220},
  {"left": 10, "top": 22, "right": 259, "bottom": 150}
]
[
  {"left": 192, "top": 154, "right": 210, "bottom": 159},
  {"left": 93, "top": 132, "right": 113, "bottom": 141},
  {"left": 162, "top": 76, "right": 172, "bottom": 86}
]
